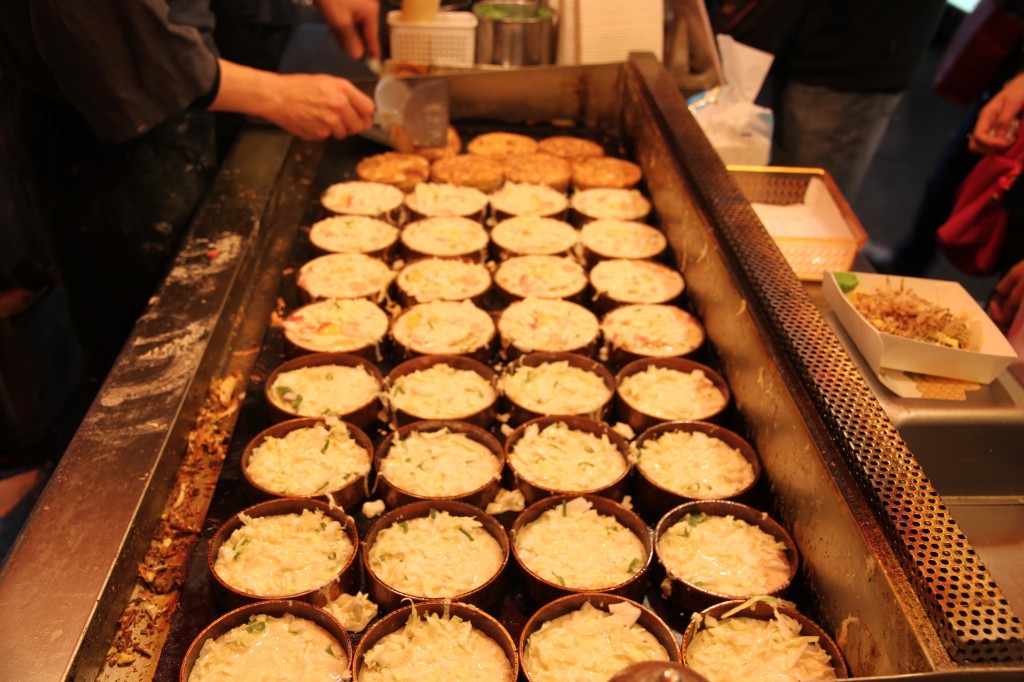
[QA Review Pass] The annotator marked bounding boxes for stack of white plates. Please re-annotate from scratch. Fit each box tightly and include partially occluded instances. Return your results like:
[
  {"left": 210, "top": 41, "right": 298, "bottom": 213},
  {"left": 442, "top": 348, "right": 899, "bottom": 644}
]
[{"left": 552, "top": 0, "right": 664, "bottom": 65}]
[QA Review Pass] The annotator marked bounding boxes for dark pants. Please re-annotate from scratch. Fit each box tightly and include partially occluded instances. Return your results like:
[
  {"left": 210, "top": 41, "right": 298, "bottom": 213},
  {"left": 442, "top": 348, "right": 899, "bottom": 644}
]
[{"left": 0, "top": 80, "right": 218, "bottom": 375}]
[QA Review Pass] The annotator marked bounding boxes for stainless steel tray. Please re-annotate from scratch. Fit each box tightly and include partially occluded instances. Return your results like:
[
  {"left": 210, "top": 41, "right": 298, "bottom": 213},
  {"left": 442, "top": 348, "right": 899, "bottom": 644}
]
[{"left": 0, "top": 55, "right": 1021, "bottom": 680}]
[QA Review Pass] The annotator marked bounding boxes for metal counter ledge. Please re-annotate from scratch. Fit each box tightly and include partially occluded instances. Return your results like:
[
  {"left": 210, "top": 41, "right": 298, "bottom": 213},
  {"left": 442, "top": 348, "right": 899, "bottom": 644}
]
[{"left": 805, "top": 273, "right": 1024, "bottom": 621}]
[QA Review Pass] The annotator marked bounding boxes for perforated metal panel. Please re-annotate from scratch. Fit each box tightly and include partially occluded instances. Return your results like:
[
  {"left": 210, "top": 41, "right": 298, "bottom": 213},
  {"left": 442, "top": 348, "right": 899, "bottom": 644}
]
[{"left": 627, "top": 57, "right": 1024, "bottom": 663}]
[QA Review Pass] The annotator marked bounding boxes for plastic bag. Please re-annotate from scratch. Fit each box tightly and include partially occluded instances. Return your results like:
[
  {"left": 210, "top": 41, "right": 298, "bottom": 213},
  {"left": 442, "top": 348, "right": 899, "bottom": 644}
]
[{"left": 689, "top": 34, "right": 774, "bottom": 166}]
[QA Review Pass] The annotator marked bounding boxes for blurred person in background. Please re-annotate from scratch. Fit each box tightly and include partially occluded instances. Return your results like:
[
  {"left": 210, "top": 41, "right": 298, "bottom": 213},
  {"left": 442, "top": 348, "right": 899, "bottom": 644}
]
[
  {"left": 713, "top": 0, "right": 947, "bottom": 201},
  {"left": 0, "top": 0, "right": 377, "bottom": 457},
  {"left": 0, "top": 0, "right": 378, "bottom": 375},
  {"left": 869, "top": 0, "right": 1024, "bottom": 277},
  {"left": 967, "top": 71, "right": 1024, "bottom": 331}
]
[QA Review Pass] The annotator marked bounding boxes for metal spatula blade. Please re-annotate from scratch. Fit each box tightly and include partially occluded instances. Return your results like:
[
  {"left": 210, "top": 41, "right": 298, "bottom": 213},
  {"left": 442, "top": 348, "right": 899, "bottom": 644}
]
[{"left": 370, "top": 76, "right": 450, "bottom": 148}]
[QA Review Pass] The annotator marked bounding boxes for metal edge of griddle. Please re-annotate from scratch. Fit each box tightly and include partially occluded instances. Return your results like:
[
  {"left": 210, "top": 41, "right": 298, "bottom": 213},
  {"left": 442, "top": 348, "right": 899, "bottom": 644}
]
[
  {"left": 0, "top": 126, "right": 304, "bottom": 681},
  {"left": 620, "top": 54, "right": 949, "bottom": 675},
  {"left": 443, "top": 61, "right": 625, "bottom": 128},
  {"left": 621, "top": 54, "right": 1024, "bottom": 667}
]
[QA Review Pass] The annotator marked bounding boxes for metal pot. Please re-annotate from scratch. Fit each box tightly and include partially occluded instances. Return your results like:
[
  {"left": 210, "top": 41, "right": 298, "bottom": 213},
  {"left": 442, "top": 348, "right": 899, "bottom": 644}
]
[{"left": 473, "top": 0, "right": 556, "bottom": 66}]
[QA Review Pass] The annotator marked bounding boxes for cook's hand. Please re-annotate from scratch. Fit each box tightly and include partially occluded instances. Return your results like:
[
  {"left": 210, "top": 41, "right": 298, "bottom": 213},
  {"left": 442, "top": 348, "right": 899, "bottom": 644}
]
[
  {"left": 211, "top": 61, "right": 375, "bottom": 140},
  {"left": 315, "top": 0, "right": 381, "bottom": 60},
  {"left": 970, "top": 73, "right": 1024, "bottom": 154},
  {"left": 269, "top": 73, "right": 375, "bottom": 140},
  {"left": 987, "top": 259, "right": 1024, "bottom": 331}
]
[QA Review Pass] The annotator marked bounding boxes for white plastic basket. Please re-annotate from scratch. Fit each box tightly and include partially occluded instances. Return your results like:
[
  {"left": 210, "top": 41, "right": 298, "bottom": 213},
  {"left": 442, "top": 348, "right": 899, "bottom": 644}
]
[{"left": 387, "top": 10, "right": 478, "bottom": 67}]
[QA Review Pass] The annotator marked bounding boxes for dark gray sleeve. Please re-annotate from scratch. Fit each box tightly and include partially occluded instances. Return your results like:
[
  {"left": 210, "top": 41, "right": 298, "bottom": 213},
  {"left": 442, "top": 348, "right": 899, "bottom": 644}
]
[{"left": 31, "top": 0, "right": 219, "bottom": 142}]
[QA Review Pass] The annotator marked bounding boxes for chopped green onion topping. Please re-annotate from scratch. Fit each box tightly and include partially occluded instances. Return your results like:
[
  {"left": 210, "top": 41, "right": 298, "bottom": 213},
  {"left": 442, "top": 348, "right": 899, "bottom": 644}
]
[
  {"left": 628, "top": 558, "right": 640, "bottom": 573},
  {"left": 246, "top": 620, "right": 266, "bottom": 634},
  {"left": 688, "top": 512, "right": 708, "bottom": 526},
  {"left": 399, "top": 521, "right": 409, "bottom": 533},
  {"left": 459, "top": 527, "right": 475, "bottom": 542}
]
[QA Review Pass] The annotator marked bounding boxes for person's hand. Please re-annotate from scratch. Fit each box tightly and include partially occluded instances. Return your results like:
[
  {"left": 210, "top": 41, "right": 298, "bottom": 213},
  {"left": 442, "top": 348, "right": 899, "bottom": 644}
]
[
  {"left": 211, "top": 61, "right": 375, "bottom": 140},
  {"left": 315, "top": 0, "right": 381, "bottom": 60},
  {"left": 987, "top": 259, "right": 1024, "bottom": 331},
  {"left": 970, "top": 73, "right": 1024, "bottom": 154},
  {"left": 267, "top": 73, "right": 375, "bottom": 140}
]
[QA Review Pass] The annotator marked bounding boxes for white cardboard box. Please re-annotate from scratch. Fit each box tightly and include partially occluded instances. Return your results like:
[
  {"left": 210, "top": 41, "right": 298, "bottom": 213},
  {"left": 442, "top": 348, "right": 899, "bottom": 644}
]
[{"left": 823, "top": 271, "right": 1018, "bottom": 384}]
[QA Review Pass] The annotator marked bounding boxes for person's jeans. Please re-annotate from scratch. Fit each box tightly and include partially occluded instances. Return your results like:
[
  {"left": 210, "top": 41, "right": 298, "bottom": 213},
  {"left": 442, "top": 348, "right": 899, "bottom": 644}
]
[{"left": 771, "top": 80, "right": 903, "bottom": 202}]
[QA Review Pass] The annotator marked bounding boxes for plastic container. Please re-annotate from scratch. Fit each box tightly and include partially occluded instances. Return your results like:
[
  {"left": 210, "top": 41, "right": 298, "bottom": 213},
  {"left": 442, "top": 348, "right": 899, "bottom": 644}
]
[{"left": 388, "top": 10, "right": 477, "bottom": 66}]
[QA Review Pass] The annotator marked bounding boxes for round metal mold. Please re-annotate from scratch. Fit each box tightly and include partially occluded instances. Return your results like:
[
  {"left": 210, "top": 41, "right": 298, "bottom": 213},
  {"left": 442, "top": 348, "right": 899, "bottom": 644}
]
[
  {"left": 588, "top": 258, "right": 686, "bottom": 315},
  {"left": 498, "top": 351, "right": 615, "bottom": 426},
  {"left": 384, "top": 354, "right": 499, "bottom": 428},
  {"left": 504, "top": 415, "right": 632, "bottom": 505},
  {"left": 374, "top": 419, "right": 505, "bottom": 508},
  {"left": 206, "top": 498, "right": 360, "bottom": 611},
  {"left": 601, "top": 304, "right": 706, "bottom": 369},
  {"left": 239, "top": 417, "right": 373, "bottom": 511},
  {"left": 579, "top": 218, "right": 668, "bottom": 268},
  {"left": 294, "top": 253, "right": 394, "bottom": 305},
  {"left": 510, "top": 493, "right": 652, "bottom": 605},
  {"left": 403, "top": 183, "right": 489, "bottom": 223},
  {"left": 614, "top": 357, "right": 730, "bottom": 432},
  {"left": 609, "top": 662, "right": 709, "bottom": 682},
  {"left": 180, "top": 599, "right": 354, "bottom": 682},
  {"left": 263, "top": 352, "right": 384, "bottom": 429},
  {"left": 497, "top": 298, "right": 601, "bottom": 360},
  {"left": 280, "top": 299, "right": 389, "bottom": 361},
  {"left": 569, "top": 187, "right": 652, "bottom": 227},
  {"left": 680, "top": 599, "right": 848, "bottom": 679},
  {"left": 393, "top": 256, "right": 493, "bottom": 308},
  {"left": 519, "top": 592, "right": 680, "bottom": 682},
  {"left": 653, "top": 500, "right": 799, "bottom": 614},
  {"left": 307, "top": 214, "right": 400, "bottom": 262},
  {"left": 353, "top": 600, "right": 519, "bottom": 681},
  {"left": 632, "top": 420, "right": 762, "bottom": 521},
  {"left": 492, "top": 254, "right": 589, "bottom": 306},
  {"left": 319, "top": 180, "right": 405, "bottom": 225},
  {"left": 389, "top": 300, "right": 497, "bottom": 363},
  {"left": 489, "top": 215, "right": 580, "bottom": 261},
  {"left": 398, "top": 216, "right": 490, "bottom": 264},
  {"left": 361, "top": 500, "right": 510, "bottom": 613}
]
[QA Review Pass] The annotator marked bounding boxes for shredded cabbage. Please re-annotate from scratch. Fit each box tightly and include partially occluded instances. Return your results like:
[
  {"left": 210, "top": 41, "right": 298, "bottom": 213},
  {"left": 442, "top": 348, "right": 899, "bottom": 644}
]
[
  {"left": 246, "top": 422, "right": 371, "bottom": 497},
  {"left": 618, "top": 365, "right": 726, "bottom": 421},
  {"left": 190, "top": 613, "right": 349, "bottom": 681},
  {"left": 686, "top": 608, "right": 836, "bottom": 682},
  {"left": 359, "top": 608, "right": 514, "bottom": 681},
  {"left": 514, "top": 497, "right": 645, "bottom": 589},
  {"left": 213, "top": 509, "right": 353, "bottom": 597},
  {"left": 637, "top": 430, "right": 754, "bottom": 499},
  {"left": 500, "top": 361, "right": 611, "bottom": 416},
  {"left": 387, "top": 363, "right": 496, "bottom": 420},
  {"left": 508, "top": 421, "right": 626, "bottom": 492},
  {"left": 367, "top": 511, "right": 503, "bottom": 597},
  {"left": 523, "top": 601, "right": 669, "bottom": 681},
  {"left": 380, "top": 428, "right": 501, "bottom": 496},
  {"left": 658, "top": 513, "right": 790, "bottom": 597}
]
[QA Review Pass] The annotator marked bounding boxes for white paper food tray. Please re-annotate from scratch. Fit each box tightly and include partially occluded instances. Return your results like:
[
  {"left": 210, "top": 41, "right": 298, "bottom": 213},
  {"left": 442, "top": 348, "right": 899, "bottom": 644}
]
[
  {"left": 823, "top": 271, "right": 1018, "bottom": 385},
  {"left": 729, "top": 166, "right": 867, "bottom": 282}
]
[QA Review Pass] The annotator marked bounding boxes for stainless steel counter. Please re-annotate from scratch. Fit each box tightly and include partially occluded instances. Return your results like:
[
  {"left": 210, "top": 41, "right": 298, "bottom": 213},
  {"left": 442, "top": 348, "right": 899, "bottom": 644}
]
[{"left": 806, "top": 279, "right": 1024, "bottom": 621}]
